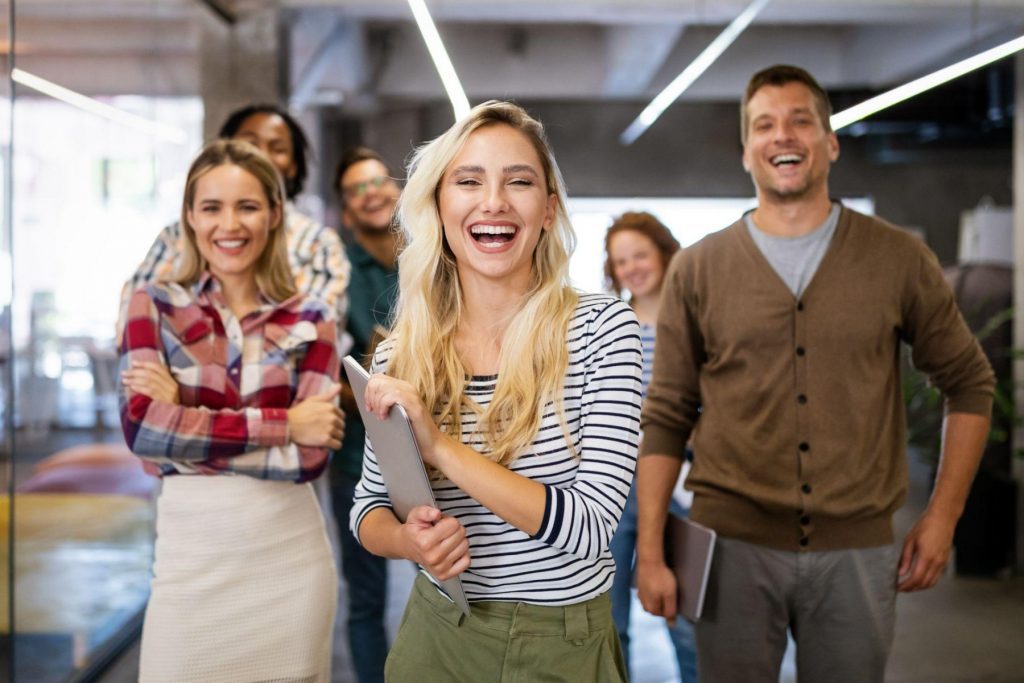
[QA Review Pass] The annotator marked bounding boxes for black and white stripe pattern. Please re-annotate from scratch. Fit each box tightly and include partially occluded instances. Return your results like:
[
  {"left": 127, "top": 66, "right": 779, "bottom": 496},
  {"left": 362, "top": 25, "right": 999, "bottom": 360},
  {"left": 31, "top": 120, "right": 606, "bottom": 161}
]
[
  {"left": 639, "top": 321, "right": 656, "bottom": 397},
  {"left": 350, "top": 293, "right": 642, "bottom": 605}
]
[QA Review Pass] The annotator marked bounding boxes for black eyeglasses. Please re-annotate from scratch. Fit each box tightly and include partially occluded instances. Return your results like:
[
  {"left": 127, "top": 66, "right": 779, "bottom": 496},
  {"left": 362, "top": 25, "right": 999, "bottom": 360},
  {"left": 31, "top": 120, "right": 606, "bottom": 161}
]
[{"left": 342, "top": 175, "right": 393, "bottom": 200}]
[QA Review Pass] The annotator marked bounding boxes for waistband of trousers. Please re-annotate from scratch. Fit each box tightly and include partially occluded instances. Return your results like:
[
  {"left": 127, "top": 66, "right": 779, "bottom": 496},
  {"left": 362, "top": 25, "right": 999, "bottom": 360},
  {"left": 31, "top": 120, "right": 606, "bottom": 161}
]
[{"left": 412, "top": 572, "right": 609, "bottom": 641}]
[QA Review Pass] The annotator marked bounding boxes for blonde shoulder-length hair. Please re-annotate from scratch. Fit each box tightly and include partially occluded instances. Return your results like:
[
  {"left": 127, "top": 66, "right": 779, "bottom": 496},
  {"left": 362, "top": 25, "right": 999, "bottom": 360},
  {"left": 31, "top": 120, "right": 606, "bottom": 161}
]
[
  {"left": 388, "top": 100, "right": 579, "bottom": 467},
  {"left": 174, "top": 139, "right": 295, "bottom": 302}
]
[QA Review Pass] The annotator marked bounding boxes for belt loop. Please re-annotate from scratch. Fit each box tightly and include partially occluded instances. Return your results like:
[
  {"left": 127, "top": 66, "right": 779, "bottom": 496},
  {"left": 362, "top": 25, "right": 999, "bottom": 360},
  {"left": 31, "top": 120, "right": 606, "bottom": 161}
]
[{"left": 563, "top": 601, "right": 589, "bottom": 642}]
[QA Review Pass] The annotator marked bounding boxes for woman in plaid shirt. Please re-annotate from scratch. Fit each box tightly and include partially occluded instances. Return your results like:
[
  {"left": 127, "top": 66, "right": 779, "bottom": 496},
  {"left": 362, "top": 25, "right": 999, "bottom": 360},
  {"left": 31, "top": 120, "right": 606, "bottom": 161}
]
[{"left": 119, "top": 140, "right": 344, "bottom": 683}]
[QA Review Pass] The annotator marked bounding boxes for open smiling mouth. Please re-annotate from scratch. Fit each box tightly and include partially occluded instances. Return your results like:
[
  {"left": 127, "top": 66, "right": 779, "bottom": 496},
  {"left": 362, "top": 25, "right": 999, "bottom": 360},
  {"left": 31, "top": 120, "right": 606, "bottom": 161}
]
[
  {"left": 771, "top": 153, "right": 804, "bottom": 167},
  {"left": 470, "top": 224, "right": 518, "bottom": 250},
  {"left": 214, "top": 238, "right": 249, "bottom": 251}
]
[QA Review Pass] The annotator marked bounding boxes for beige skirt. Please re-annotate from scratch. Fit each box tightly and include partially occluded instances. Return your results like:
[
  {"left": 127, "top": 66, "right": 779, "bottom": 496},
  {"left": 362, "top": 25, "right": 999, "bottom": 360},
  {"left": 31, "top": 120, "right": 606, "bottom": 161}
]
[{"left": 139, "top": 475, "right": 337, "bottom": 683}]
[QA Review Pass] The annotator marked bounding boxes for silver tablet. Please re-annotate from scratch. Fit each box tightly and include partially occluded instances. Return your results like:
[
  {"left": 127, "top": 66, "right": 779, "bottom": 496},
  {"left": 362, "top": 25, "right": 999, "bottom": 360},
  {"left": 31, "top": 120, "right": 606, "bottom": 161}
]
[
  {"left": 343, "top": 355, "right": 471, "bottom": 616},
  {"left": 665, "top": 514, "right": 716, "bottom": 622}
]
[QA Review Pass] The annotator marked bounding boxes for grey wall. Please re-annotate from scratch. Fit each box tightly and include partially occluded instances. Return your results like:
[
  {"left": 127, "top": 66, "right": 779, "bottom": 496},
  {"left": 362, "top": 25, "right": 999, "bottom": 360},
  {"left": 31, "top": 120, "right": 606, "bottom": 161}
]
[{"left": 320, "top": 99, "right": 1012, "bottom": 264}]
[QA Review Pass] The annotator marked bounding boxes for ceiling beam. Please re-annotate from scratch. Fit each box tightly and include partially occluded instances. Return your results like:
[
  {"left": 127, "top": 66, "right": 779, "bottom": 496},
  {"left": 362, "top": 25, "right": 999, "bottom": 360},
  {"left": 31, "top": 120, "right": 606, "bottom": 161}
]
[
  {"left": 197, "top": 0, "right": 236, "bottom": 25},
  {"left": 602, "top": 24, "right": 684, "bottom": 97},
  {"left": 290, "top": 19, "right": 365, "bottom": 110},
  {"left": 841, "top": 20, "right": 1011, "bottom": 87}
]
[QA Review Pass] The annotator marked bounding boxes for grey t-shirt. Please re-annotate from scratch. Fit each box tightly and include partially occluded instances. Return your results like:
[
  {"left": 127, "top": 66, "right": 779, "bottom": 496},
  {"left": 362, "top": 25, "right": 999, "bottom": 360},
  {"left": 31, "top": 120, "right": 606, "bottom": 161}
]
[{"left": 745, "top": 203, "right": 840, "bottom": 297}]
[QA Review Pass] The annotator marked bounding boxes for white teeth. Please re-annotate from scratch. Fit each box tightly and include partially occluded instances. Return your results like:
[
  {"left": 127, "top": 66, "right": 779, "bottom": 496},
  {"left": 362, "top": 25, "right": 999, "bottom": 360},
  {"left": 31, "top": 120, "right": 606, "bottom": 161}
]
[
  {"left": 470, "top": 225, "right": 516, "bottom": 235},
  {"left": 216, "top": 239, "right": 246, "bottom": 248},
  {"left": 771, "top": 154, "right": 803, "bottom": 166}
]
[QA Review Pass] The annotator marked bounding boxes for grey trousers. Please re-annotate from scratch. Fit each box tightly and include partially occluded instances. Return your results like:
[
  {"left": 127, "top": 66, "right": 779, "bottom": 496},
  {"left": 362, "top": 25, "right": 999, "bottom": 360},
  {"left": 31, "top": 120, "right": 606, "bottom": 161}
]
[{"left": 694, "top": 537, "right": 900, "bottom": 683}]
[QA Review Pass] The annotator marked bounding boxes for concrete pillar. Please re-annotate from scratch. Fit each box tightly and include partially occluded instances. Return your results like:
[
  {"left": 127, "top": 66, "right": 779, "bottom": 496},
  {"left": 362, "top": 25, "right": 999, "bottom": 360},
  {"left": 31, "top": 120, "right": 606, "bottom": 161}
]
[
  {"left": 198, "top": 1, "right": 284, "bottom": 141},
  {"left": 1013, "top": 52, "right": 1024, "bottom": 574}
]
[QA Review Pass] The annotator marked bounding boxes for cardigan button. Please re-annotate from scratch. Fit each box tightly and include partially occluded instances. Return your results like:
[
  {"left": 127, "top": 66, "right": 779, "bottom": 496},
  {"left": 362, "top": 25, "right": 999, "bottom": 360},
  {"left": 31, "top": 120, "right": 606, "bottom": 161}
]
[
  {"left": 797, "top": 301, "right": 804, "bottom": 311},
  {"left": 799, "top": 536, "right": 809, "bottom": 547},
  {"left": 797, "top": 394, "right": 807, "bottom": 404},
  {"left": 799, "top": 442, "right": 809, "bottom": 452},
  {"left": 796, "top": 346, "right": 806, "bottom": 356},
  {"left": 800, "top": 515, "right": 811, "bottom": 526},
  {"left": 801, "top": 483, "right": 812, "bottom": 494}
]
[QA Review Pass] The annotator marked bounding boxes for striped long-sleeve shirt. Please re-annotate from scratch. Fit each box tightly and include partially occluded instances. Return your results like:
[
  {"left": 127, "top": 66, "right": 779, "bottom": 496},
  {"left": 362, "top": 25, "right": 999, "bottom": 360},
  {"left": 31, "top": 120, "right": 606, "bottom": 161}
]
[
  {"left": 119, "top": 273, "right": 339, "bottom": 483},
  {"left": 117, "top": 204, "right": 351, "bottom": 341},
  {"left": 351, "top": 293, "right": 642, "bottom": 605},
  {"left": 639, "top": 321, "right": 656, "bottom": 397}
]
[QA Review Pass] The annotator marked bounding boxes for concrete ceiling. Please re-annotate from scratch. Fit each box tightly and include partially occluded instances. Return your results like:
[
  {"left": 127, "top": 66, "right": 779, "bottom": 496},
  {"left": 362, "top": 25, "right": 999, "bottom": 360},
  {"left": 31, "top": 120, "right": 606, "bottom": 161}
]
[{"left": 4, "top": 0, "right": 1023, "bottom": 117}]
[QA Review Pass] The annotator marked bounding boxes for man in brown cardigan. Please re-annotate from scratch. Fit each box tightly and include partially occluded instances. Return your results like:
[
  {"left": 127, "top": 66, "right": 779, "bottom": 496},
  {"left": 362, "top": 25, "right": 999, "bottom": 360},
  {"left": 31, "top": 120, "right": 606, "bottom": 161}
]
[{"left": 635, "top": 65, "right": 994, "bottom": 682}]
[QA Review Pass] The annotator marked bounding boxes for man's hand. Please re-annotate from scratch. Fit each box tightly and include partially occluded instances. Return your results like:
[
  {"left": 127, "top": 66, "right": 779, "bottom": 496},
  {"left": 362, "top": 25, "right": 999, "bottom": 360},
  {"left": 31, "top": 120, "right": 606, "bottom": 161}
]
[
  {"left": 897, "top": 511, "right": 956, "bottom": 591},
  {"left": 898, "top": 412, "right": 989, "bottom": 592},
  {"left": 637, "top": 559, "right": 680, "bottom": 626},
  {"left": 287, "top": 385, "right": 345, "bottom": 449}
]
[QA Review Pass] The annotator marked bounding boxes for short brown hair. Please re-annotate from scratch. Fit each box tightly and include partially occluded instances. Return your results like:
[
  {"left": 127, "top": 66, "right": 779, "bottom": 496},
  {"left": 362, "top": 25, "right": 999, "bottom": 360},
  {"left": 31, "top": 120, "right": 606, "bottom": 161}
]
[
  {"left": 603, "top": 211, "right": 681, "bottom": 296},
  {"left": 334, "top": 146, "right": 394, "bottom": 204},
  {"left": 741, "top": 65, "right": 833, "bottom": 145}
]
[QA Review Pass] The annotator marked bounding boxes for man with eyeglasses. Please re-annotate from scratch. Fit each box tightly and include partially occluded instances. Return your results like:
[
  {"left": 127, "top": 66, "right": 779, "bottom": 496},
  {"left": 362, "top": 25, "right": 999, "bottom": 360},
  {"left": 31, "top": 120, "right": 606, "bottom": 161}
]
[{"left": 331, "top": 146, "right": 401, "bottom": 683}]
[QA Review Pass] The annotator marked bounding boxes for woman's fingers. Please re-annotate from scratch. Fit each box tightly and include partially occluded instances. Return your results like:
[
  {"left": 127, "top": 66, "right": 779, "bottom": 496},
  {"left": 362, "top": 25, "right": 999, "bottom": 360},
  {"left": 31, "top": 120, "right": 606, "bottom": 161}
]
[
  {"left": 402, "top": 512, "right": 470, "bottom": 578},
  {"left": 122, "top": 362, "right": 179, "bottom": 403},
  {"left": 418, "top": 517, "right": 465, "bottom": 563},
  {"left": 365, "top": 375, "right": 417, "bottom": 418}
]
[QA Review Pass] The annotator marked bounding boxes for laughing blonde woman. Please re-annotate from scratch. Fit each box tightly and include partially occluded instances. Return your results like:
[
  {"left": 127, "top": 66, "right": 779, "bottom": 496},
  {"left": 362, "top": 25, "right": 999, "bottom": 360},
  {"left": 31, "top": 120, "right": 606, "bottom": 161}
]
[{"left": 350, "top": 102, "right": 642, "bottom": 682}]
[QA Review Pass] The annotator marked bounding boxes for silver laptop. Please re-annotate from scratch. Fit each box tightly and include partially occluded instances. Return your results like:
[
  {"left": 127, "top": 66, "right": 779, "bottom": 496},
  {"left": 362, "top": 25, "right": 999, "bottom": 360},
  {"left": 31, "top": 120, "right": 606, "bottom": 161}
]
[{"left": 342, "top": 355, "right": 471, "bottom": 616}]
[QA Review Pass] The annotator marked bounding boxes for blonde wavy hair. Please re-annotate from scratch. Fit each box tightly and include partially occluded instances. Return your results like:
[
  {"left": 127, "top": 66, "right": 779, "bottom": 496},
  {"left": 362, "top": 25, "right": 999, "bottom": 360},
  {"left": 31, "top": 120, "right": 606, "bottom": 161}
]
[
  {"left": 388, "top": 101, "right": 579, "bottom": 467},
  {"left": 175, "top": 139, "right": 296, "bottom": 302}
]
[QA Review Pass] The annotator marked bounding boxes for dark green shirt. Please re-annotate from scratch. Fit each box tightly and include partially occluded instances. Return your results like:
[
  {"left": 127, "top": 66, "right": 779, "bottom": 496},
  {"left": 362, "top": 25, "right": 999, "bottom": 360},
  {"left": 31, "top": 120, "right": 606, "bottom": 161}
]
[{"left": 334, "top": 240, "right": 399, "bottom": 480}]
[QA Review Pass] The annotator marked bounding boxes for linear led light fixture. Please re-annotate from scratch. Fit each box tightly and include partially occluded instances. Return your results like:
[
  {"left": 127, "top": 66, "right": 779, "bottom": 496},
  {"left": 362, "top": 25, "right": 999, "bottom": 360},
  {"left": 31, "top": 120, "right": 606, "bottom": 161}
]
[
  {"left": 11, "top": 68, "right": 188, "bottom": 145},
  {"left": 408, "top": 0, "right": 471, "bottom": 121},
  {"left": 620, "top": 0, "right": 770, "bottom": 145},
  {"left": 831, "top": 33, "right": 1024, "bottom": 131}
]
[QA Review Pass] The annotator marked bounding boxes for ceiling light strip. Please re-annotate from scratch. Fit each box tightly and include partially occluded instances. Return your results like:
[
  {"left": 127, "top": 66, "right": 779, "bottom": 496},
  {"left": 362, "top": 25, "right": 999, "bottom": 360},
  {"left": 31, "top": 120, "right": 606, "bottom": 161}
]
[
  {"left": 831, "top": 33, "right": 1024, "bottom": 131},
  {"left": 11, "top": 68, "right": 188, "bottom": 145},
  {"left": 407, "top": 0, "right": 471, "bottom": 121},
  {"left": 620, "top": 0, "right": 771, "bottom": 146}
]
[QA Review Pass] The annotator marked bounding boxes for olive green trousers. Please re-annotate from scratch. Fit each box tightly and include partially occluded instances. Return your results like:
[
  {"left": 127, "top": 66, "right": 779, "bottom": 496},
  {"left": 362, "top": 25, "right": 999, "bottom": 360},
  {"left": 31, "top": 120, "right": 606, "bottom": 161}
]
[{"left": 385, "top": 573, "right": 628, "bottom": 682}]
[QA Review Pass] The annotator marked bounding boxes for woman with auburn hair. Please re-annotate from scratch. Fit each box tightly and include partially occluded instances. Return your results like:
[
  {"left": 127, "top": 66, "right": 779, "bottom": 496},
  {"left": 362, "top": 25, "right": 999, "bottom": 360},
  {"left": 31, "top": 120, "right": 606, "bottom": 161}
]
[
  {"left": 604, "top": 212, "right": 698, "bottom": 681},
  {"left": 119, "top": 139, "right": 343, "bottom": 682},
  {"left": 349, "top": 101, "right": 642, "bottom": 681}
]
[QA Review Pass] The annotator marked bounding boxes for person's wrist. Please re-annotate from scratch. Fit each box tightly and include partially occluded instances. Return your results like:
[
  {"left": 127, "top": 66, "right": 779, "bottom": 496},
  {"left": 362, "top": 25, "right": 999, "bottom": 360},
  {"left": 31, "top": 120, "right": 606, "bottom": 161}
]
[
  {"left": 429, "top": 434, "right": 457, "bottom": 474},
  {"left": 636, "top": 541, "right": 667, "bottom": 566},
  {"left": 392, "top": 519, "right": 412, "bottom": 561}
]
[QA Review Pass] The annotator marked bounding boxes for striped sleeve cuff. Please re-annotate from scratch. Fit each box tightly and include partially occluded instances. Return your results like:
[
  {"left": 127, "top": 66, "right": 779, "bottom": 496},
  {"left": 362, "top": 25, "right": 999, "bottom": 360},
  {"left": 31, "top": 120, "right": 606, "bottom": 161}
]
[
  {"left": 532, "top": 485, "right": 561, "bottom": 545},
  {"left": 351, "top": 501, "right": 392, "bottom": 546}
]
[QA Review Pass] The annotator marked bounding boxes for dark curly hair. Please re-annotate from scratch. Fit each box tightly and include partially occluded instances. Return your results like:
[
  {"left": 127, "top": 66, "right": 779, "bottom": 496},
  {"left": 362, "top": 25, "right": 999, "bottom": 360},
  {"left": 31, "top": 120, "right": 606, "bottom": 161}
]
[{"left": 219, "top": 103, "right": 310, "bottom": 200}]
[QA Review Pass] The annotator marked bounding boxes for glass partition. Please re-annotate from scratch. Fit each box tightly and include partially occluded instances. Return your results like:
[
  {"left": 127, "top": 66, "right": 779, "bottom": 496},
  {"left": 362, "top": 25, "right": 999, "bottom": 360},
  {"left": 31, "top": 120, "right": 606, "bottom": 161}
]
[
  {"left": 0, "top": 0, "right": 13, "bottom": 679},
  {"left": 7, "top": 1, "right": 203, "bottom": 679}
]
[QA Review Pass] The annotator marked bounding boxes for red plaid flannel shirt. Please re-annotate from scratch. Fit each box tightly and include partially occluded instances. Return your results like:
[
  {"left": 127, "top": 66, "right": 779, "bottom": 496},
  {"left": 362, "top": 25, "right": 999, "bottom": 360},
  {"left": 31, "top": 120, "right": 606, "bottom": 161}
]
[{"left": 119, "top": 273, "right": 339, "bottom": 482}]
